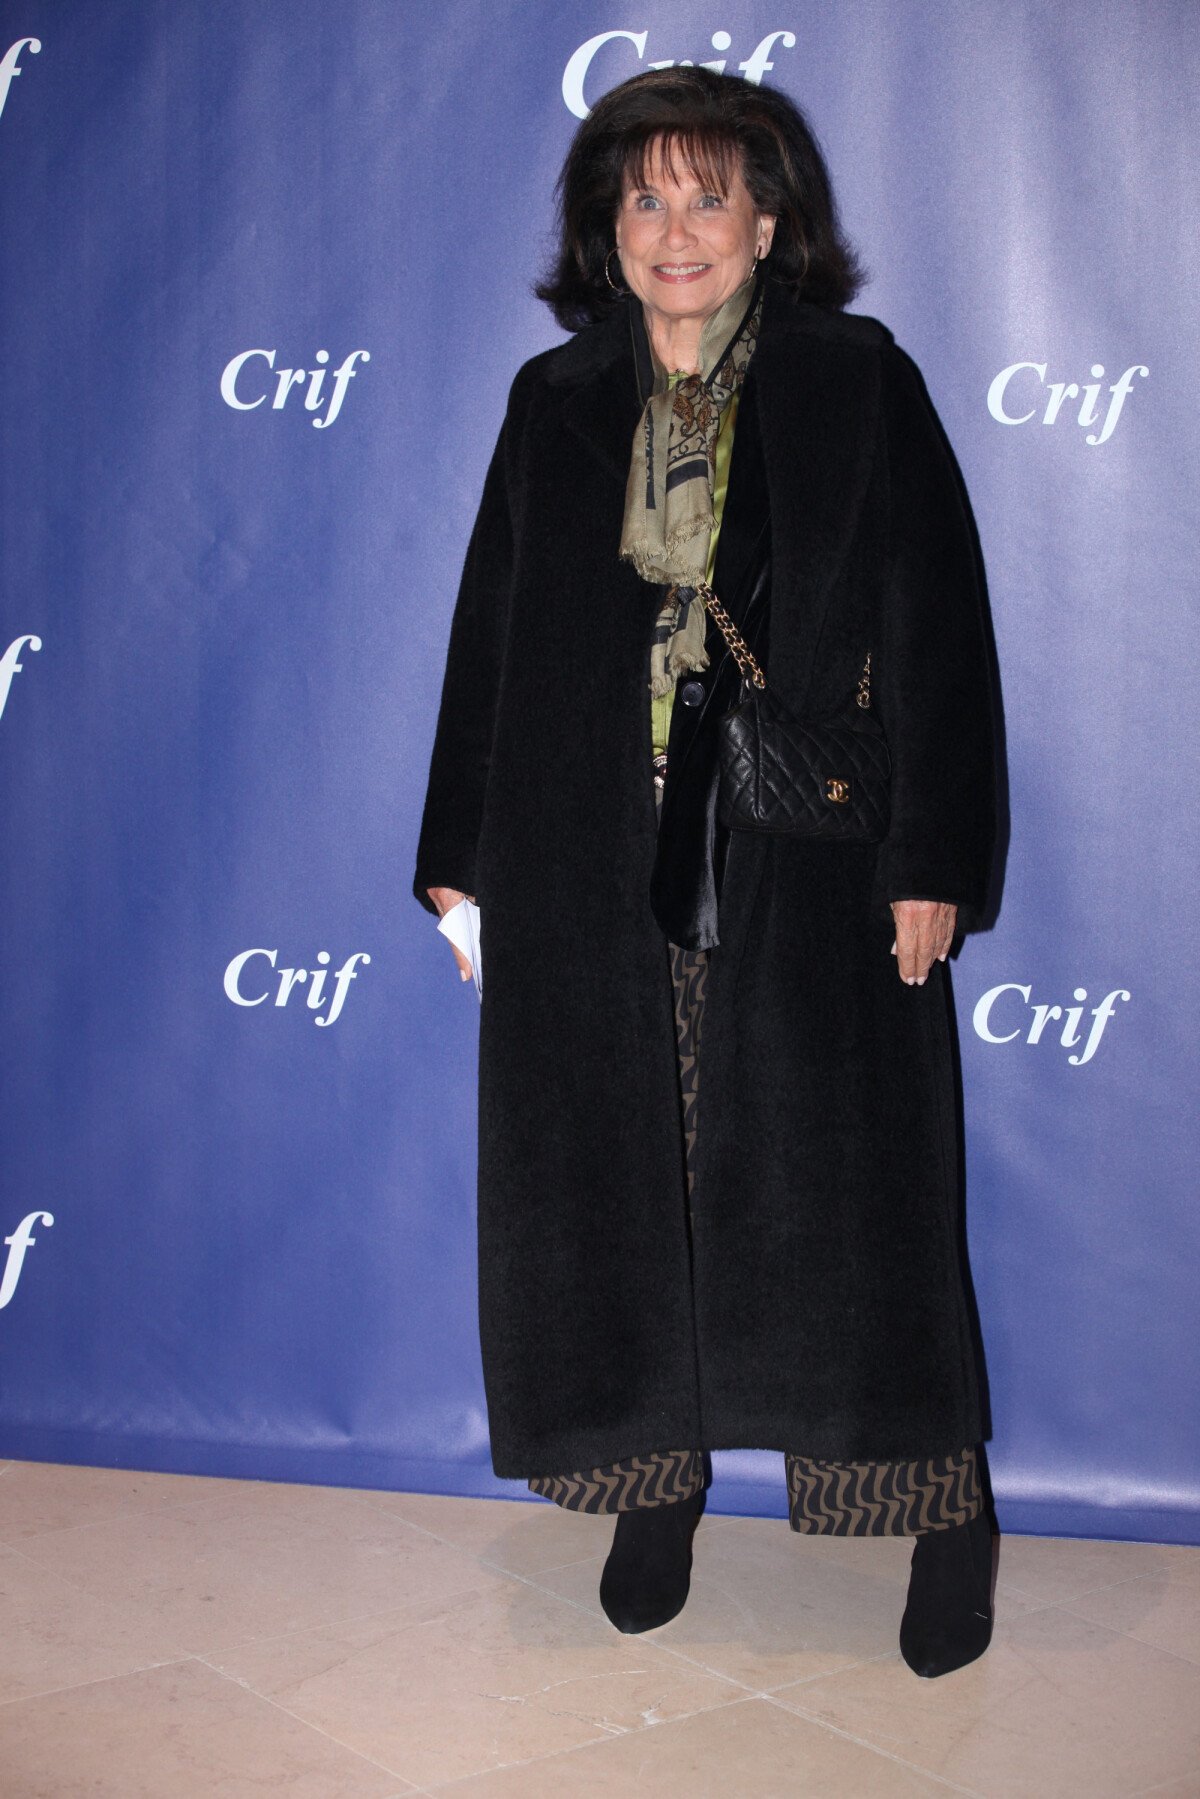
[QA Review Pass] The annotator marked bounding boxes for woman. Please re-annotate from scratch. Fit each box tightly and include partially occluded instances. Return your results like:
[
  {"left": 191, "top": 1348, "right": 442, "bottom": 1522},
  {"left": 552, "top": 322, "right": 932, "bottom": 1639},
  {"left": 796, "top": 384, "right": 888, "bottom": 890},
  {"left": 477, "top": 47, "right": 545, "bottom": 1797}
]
[{"left": 414, "top": 67, "right": 998, "bottom": 1678}]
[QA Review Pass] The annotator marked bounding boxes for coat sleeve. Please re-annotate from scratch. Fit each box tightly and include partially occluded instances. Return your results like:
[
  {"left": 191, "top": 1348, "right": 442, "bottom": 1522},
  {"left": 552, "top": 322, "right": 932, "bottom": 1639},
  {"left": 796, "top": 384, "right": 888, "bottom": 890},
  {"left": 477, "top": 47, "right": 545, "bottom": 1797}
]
[
  {"left": 870, "top": 344, "right": 998, "bottom": 928},
  {"left": 411, "top": 396, "right": 517, "bottom": 916}
]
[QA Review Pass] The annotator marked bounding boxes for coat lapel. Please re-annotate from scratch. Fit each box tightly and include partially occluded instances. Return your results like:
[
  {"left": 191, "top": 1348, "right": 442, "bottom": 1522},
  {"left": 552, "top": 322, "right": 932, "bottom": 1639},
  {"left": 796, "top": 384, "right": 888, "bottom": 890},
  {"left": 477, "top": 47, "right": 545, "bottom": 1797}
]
[
  {"left": 559, "top": 306, "right": 643, "bottom": 489},
  {"left": 710, "top": 370, "right": 770, "bottom": 613}
]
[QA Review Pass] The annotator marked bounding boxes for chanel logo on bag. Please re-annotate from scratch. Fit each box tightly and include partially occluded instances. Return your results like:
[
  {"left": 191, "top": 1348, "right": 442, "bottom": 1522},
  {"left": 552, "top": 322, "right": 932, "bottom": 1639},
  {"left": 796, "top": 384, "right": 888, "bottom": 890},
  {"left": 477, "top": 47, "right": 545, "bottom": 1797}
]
[{"left": 825, "top": 778, "right": 851, "bottom": 805}]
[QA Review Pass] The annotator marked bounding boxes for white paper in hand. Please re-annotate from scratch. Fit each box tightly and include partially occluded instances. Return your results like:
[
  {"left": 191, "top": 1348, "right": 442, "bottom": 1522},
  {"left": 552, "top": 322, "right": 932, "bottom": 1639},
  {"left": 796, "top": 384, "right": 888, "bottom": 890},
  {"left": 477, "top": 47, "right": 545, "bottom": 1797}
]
[{"left": 436, "top": 898, "right": 482, "bottom": 1000}]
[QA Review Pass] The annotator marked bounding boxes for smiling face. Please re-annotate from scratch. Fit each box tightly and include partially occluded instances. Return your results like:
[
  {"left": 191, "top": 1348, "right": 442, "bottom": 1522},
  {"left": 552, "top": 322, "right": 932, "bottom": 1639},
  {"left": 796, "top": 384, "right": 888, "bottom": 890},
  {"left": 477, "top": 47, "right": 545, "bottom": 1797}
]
[{"left": 613, "top": 136, "right": 776, "bottom": 351}]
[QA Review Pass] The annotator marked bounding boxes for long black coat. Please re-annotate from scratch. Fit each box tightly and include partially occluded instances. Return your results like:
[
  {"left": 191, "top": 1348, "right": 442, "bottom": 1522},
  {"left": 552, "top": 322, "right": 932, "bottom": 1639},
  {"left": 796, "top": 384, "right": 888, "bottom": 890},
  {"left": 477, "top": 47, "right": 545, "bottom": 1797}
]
[{"left": 413, "top": 282, "right": 997, "bottom": 1479}]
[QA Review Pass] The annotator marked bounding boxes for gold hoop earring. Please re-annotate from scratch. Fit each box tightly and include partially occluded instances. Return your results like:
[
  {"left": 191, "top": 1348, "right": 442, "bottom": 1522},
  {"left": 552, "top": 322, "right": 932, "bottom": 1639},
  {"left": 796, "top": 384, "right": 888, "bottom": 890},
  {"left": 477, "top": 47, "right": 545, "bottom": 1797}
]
[{"left": 605, "top": 248, "right": 625, "bottom": 293}]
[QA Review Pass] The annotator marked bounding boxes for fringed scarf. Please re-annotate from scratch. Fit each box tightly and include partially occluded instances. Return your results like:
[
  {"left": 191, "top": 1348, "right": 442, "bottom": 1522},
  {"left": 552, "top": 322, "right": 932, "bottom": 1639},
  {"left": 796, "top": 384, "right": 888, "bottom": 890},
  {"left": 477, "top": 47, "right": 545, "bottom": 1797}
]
[{"left": 620, "top": 274, "right": 762, "bottom": 698}]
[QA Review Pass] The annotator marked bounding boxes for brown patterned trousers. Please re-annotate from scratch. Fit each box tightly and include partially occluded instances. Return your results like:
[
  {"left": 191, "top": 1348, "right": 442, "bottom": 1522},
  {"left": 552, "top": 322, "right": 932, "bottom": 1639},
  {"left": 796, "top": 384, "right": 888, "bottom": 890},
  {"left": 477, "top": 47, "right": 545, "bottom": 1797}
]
[{"left": 529, "top": 786, "right": 982, "bottom": 1536}]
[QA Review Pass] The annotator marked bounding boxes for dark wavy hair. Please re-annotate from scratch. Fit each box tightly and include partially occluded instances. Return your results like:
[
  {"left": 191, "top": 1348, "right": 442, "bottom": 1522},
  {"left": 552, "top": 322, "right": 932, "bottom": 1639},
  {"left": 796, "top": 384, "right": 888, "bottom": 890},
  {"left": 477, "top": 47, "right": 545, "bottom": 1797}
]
[{"left": 536, "top": 67, "right": 864, "bottom": 331}]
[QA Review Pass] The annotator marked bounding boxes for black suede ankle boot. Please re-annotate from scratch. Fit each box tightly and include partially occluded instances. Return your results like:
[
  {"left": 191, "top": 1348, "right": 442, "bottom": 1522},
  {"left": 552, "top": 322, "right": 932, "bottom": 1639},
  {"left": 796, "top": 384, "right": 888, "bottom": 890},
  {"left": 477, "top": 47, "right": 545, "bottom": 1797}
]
[
  {"left": 899, "top": 1508, "right": 995, "bottom": 1677},
  {"left": 598, "top": 1490, "right": 704, "bottom": 1634}
]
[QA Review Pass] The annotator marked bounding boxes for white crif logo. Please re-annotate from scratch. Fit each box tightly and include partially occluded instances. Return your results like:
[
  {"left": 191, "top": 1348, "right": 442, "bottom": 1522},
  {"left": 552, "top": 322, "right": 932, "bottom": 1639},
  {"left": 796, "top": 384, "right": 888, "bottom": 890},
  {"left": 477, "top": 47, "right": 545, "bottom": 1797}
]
[
  {"left": 0, "top": 635, "right": 41, "bottom": 724},
  {"left": 220, "top": 350, "right": 370, "bottom": 428},
  {"left": 563, "top": 29, "right": 796, "bottom": 118},
  {"left": 0, "top": 1212, "right": 54, "bottom": 1310},
  {"left": 0, "top": 37, "right": 40, "bottom": 125},
  {"left": 987, "top": 363, "right": 1148, "bottom": 445},
  {"left": 223, "top": 950, "right": 371, "bottom": 1026},
  {"left": 972, "top": 984, "right": 1130, "bottom": 1067}
]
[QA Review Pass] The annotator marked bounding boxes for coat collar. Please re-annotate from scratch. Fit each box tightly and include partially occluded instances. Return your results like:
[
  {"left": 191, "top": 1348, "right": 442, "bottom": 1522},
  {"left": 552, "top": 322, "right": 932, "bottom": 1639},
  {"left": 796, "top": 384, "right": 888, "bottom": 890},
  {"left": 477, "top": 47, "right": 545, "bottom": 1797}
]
[
  {"left": 557, "top": 281, "right": 879, "bottom": 497},
  {"left": 557, "top": 304, "right": 643, "bottom": 488},
  {"left": 557, "top": 281, "right": 882, "bottom": 695},
  {"left": 558, "top": 279, "right": 782, "bottom": 486}
]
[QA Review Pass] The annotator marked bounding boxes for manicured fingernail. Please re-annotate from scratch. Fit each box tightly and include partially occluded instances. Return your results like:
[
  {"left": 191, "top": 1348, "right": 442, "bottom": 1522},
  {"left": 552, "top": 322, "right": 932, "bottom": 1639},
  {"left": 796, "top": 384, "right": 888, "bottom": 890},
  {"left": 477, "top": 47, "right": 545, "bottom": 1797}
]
[
  {"left": 890, "top": 943, "right": 897, "bottom": 955},
  {"left": 460, "top": 968, "right": 470, "bottom": 982},
  {"left": 916, "top": 975, "right": 927, "bottom": 986},
  {"left": 905, "top": 976, "right": 916, "bottom": 985}
]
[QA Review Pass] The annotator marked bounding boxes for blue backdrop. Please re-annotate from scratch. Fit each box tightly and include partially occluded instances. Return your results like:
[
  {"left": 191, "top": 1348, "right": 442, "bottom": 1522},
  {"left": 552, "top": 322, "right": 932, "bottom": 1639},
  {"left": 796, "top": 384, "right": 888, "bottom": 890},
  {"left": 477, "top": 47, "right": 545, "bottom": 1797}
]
[{"left": 1, "top": 0, "right": 1196, "bottom": 1543}]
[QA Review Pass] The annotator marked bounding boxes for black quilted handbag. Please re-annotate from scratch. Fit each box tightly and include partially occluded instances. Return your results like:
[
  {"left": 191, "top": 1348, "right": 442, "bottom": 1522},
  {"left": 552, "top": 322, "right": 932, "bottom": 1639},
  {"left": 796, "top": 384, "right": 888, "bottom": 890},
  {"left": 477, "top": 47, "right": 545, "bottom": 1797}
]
[{"left": 698, "top": 583, "right": 891, "bottom": 841}]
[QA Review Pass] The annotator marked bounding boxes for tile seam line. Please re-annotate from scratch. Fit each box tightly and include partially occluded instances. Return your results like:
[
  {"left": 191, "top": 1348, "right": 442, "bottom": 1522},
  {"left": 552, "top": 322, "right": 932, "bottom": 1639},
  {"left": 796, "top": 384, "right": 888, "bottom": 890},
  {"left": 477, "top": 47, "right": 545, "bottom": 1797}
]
[
  {"left": 1002, "top": 1572, "right": 1196, "bottom": 1605},
  {"left": 521, "top": 1556, "right": 953, "bottom": 1695},
  {"left": 998, "top": 1552, "right": 1200, "bottom": 1603},
  {"left": 419, "top": 1693, "right": 766, "bottom": 1790},
  {"left": 172, "top": 1580, "right": 523, "bottom": 1659},
  {"left": 0, "top": 1493, "right": 418, "bottom": 1550},
  {"left": 0, "top": 1652, "right": 196, "bottom": 1711},
  {"left": 346, "top": 1493, "right": 633, "bottom": 1576},
  {"left": 0, "top": 1536, "right": 160, "bottom": 1597},
  {"left": 0, "top": 1477, "right": 330, "bottom": 1530},
  {"left": 477, "top": 1559, "right": 764, "bottom": 1692},
  {"left": 760, "top": 1689, "right": 987, "bottom": 1798},
  {"left": 0, "top": 1542, "right": 517, "bottom": 1658},
  {"left": 505, "top": 1553, "right": 921, "bottom": 1693},
  {"left": 349, "top": 1496, "right": 734, "bottom": 1554},
  {"left": 1029, "top": 1599, "right": 1200, "bottom": 1671},
  {"left": 190, "top": 1653, "right": 426, "bottom": 1786},
  {"left": 0, "top": 1516, "right": 195, "bottom": 1548},
  {"left": 330, "top": 1501, "right": 602, "bottom": 1574},
  {"left": 201, "top": 1666, "right": 755, "bottom": 1793},
  {"left": 193, "top": 1542, "right": 707, "bottom": 1658},
  {"left": 1071, "top": 1626, "right": 1200, "bottom": 1672},
  {"left": 757, "top": 1644, "right": 913, "bottom": 1693},
  {"left": 1029, "top": 1590, "right": 1200, "bottom": 1633}
]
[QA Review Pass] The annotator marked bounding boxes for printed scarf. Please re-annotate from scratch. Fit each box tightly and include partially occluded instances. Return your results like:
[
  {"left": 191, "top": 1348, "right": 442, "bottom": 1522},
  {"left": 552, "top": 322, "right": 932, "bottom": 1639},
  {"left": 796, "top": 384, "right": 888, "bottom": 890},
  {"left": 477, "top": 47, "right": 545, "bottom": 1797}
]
[{"left": 620, "top": 274, "right": 762, "bottom": 699}]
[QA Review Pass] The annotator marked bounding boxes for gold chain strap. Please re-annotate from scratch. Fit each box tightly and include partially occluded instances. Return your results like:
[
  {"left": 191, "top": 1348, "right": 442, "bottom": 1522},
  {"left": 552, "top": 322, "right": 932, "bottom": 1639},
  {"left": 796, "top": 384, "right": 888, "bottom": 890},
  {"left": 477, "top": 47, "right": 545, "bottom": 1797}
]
[
  {"left": 689, "top": 582, "right": 767, "bottom": 689},
  {"left": 856, "top": 652, "right": 872, "bottom": 710},
  {"left": 675, "top": 582, "right": 872, "bottom": 708}
]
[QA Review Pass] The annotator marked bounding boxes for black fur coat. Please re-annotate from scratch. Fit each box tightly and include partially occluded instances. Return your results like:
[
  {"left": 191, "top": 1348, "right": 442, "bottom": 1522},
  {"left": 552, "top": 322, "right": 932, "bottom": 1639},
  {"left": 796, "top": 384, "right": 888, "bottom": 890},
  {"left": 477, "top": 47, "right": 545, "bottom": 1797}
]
[{"left": 413, "top": 281, "right": 997, "bottom": 1478}]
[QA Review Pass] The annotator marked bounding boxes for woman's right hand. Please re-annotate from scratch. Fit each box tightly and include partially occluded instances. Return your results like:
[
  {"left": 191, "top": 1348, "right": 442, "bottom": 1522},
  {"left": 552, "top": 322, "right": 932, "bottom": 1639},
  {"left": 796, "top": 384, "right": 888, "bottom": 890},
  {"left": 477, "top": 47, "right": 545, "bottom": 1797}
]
[{"left": 427, "top": 886, "right": 476, "bottom": 983}]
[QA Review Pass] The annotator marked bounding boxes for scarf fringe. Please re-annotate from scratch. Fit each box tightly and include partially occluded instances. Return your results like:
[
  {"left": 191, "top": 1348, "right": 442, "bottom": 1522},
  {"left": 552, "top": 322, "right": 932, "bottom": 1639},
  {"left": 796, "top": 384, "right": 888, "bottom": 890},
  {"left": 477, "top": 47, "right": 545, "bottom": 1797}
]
[
  {"left": 624, "top": 515, "right": 712, "bottom": 587},
  {"left": 667, "top": 639, "right": 710, "bottom": 679}
]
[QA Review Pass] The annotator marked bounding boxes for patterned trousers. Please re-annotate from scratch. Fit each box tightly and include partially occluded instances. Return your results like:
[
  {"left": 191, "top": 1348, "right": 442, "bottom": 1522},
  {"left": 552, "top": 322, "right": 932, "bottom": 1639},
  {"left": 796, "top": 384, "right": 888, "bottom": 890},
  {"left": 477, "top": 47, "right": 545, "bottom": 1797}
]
[{"left": 528, "top": 782, "right": 983, "bottom": 1536}]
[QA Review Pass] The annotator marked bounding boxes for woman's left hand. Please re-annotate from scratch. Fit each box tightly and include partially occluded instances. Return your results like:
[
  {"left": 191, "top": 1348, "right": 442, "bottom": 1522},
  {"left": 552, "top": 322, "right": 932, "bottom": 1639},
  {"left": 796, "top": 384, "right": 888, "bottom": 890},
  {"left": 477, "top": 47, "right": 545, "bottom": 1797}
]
[{"left": 890, "top": 899, "right": 957, "bottom": 985}]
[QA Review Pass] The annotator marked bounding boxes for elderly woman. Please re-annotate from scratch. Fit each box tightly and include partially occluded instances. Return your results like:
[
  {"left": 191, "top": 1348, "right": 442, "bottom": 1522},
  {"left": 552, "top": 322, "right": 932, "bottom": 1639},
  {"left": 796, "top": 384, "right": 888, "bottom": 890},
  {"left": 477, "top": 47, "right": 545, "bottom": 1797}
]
[{"left": 414, "top": 67, "right": 998, "bottom": 1678}]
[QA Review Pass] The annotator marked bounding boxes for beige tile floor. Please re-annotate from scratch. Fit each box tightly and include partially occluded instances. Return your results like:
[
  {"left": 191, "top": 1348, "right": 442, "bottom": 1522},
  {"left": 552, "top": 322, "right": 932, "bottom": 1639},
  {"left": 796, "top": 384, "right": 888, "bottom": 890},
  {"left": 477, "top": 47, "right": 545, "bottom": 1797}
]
[{"left": 0, "top": 1459, "right": 1196, "bottom": 1797}]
